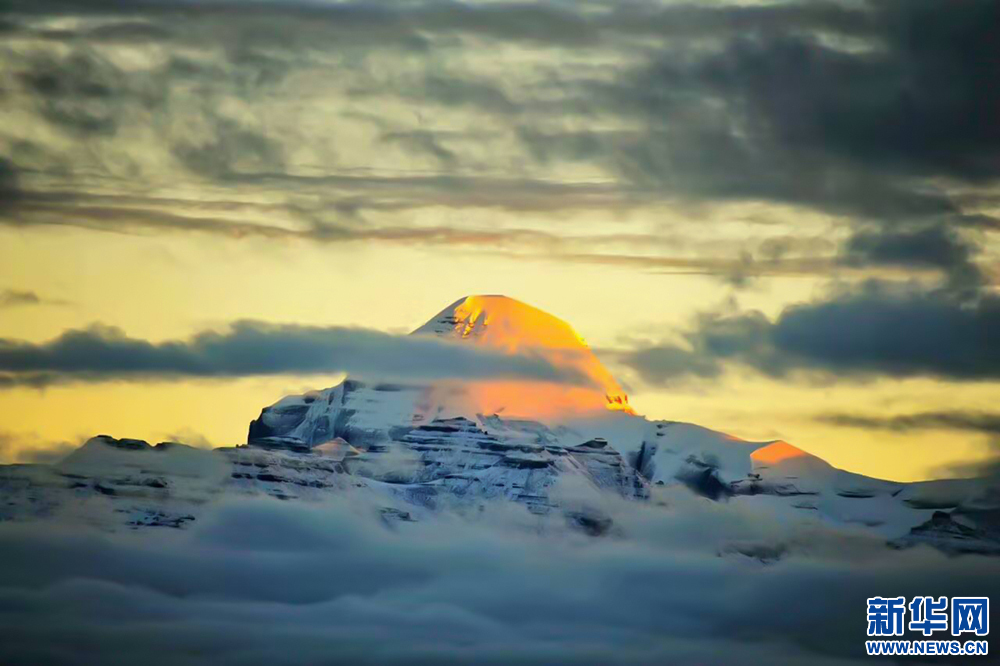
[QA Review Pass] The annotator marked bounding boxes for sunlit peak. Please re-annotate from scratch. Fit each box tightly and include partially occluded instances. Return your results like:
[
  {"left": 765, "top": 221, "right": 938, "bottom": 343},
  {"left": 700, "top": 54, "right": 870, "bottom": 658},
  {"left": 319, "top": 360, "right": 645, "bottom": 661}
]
[
  {"left": 750, "top": 440, "right": 813, "bottom": 466},
  {"left": 412, "top": 295, "right": 632, "bottom": 416}
]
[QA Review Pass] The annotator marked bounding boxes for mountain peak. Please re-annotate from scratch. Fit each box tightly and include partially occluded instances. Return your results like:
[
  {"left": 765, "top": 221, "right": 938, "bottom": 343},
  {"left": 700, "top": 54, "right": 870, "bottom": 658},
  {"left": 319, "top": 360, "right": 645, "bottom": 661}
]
[
  {"left": 413, "top": 295, "right": 631, "bottom": 413},
  {"left": 413, "top": 295, "right": 587, "bottom": 350}
]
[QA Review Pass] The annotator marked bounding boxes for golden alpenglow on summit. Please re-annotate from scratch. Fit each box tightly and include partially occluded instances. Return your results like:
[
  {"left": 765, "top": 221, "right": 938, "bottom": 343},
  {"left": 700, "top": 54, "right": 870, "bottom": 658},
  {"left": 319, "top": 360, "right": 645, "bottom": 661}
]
[
  {"left": 412, "top": 295, "right": 633, "bottom": 415},
  {"left": 1, "top": 0, "right": 998, "bottom": 663}
]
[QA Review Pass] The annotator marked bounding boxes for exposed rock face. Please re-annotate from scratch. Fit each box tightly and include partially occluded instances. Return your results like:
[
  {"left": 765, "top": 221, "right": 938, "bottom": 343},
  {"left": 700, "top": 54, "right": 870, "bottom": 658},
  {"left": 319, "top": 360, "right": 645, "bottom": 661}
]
[
  {"left": 890, "top": 508, "right": 1000, "bottom": 555},
  {"left": 248, "top": 379, "right": 425, "bottom": 449},
  {"left": 0, "top": 418, "right": 647, "bottom": 533},
  {"left": 390, "top": 415, "right": 648, "bottom": 509}
]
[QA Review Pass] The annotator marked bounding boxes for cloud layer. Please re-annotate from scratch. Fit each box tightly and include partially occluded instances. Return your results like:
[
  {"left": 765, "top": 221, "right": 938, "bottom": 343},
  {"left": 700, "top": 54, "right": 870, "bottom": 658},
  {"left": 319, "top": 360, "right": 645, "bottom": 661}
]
[
  {"left": 0, "top": 488, "right": 998, "bottom": 665},
  {"left": 0, "top": 322, "right": 585, "bottom": 387},
  {"left": 0, "top": 289, "right": 67, "bottom": 308},
  {"left": 621, "top": 284, "right": 1000, "bottom": 383},
  {"left": 818, "top": 411, "right": 1000, "bottom": 436},
  {"left": 0, "top": 0, "right": 996, "bottom": 281}
]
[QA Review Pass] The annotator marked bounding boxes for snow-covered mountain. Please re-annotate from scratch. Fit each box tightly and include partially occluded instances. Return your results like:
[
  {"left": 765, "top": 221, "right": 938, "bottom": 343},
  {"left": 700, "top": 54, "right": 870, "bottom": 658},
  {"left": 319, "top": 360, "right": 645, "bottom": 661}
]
[{"left": 2, "top": 295, "right": 998, "bottom": 556}]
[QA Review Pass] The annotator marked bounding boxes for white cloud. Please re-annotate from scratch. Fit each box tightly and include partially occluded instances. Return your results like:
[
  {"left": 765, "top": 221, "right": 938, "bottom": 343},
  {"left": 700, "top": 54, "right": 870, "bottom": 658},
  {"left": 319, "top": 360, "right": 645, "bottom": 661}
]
[{"left": 0, "top": 487, "right": 997, "bottom": 664}]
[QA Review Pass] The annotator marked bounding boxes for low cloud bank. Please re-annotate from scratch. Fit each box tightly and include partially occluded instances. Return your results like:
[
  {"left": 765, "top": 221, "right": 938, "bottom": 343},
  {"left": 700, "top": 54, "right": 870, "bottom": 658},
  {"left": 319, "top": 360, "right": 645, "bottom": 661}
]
[
  {"left": 0, "top": 431, "right": 78, "bottom": 464},
  {"left": 621, "top": 284, "right": 1000, "bottom": 384},
  {"left": 0, "top": 488, "right": 997, "bottom": 664},
  {"left": 0, "top": 321, "right": 588, "bottom": 388}
]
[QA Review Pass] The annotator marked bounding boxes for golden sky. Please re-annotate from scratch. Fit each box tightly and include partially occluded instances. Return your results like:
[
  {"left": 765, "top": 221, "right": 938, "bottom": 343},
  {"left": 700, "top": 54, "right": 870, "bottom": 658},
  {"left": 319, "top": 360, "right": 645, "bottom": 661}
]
[{"left": 1, "top": 0, "right": 999, "bottom": 481}]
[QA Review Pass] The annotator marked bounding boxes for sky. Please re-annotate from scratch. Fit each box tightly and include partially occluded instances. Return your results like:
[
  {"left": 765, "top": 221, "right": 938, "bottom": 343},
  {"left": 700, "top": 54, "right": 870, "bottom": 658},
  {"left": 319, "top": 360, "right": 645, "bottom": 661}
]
[{"left": 0, "top": 0, "right": 998, "bottom": 481}]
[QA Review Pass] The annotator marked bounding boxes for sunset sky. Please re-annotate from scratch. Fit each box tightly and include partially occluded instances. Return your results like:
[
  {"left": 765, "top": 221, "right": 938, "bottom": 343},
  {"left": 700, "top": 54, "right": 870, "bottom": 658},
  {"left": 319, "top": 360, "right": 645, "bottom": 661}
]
[{"left": 1, "top": 0, "right": 998, "bottom": 481}]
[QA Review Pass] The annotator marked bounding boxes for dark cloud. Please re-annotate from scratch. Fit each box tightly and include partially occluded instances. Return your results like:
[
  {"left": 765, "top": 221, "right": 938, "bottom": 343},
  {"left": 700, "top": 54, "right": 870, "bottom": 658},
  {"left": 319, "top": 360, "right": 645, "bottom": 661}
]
[
  {"left": 622, "top": 283, "right": 1000, "bottom": 383},
  {"left": 0, "top": 321, "right": 586, "bottom": 387},
  {"left": 619, "top": 345, "right": 722, "bottom": 386},
  {"left": 2, "top": 1, "right": 435, "bottom": 52},
  {"left": 379, "top": 131, "right": 458, "bottom": 168},
  {"left": 401, "top": 74, "right": 519, "bottom": 115},
  {"left": 500, "top": 250, "right": 839, "bottom": 281},
  {"left": 16, "top": 48, "right": 165, "bottom": 136},
  {"left": 7, "top": 175, "right": 843, "bottom": 277},
  {"left": 841, "top": 224, "right": 975, "bottom": 271},
  {"left": 0, "top": 290, "right": 40, "bottom": 307},
  {"left": 0, "top": 158, "right": 20, "bottom": 211},
  {"left": 505, "top": 0, "right": 1000, "bottom": 290},
  {"left": 0, "top": 0, "right": 996, "bottom": 289},
  {"left": 1, "top": 0, "right": 588, "bottom": 49},
  {"left": 839, "top": 224, "right": 986, "bottom": 290},
  {"left": 1, "top": 173, "right": 647, "bottom": 232},
  {"left": 768, "top": 286, "right": 1000, "bottom": 379},
  {"left": 1, "top": 177, "right": 847, "bottom": 277},
  {"left": 172, "top": 116, "right": 285, "bottom": 180},
  {"left": 0, "top": 289, "right": 69, "bottom": 308},
  {"left": 818, "top": 411, "right": 1000, "bottom": 436},
  {"left": 603, "top": 0, "right": 999, "bottom": 198},
  {"left": 3, "top": 1, "right": 996, "bottom": 192}
]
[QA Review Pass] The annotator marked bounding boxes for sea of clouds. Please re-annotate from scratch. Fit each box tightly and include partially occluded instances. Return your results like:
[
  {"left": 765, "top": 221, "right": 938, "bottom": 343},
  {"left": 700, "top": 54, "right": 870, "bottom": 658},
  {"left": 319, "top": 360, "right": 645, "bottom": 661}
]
[{"left": 0, "top": 483, "right": 997, "bottom": 665}]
